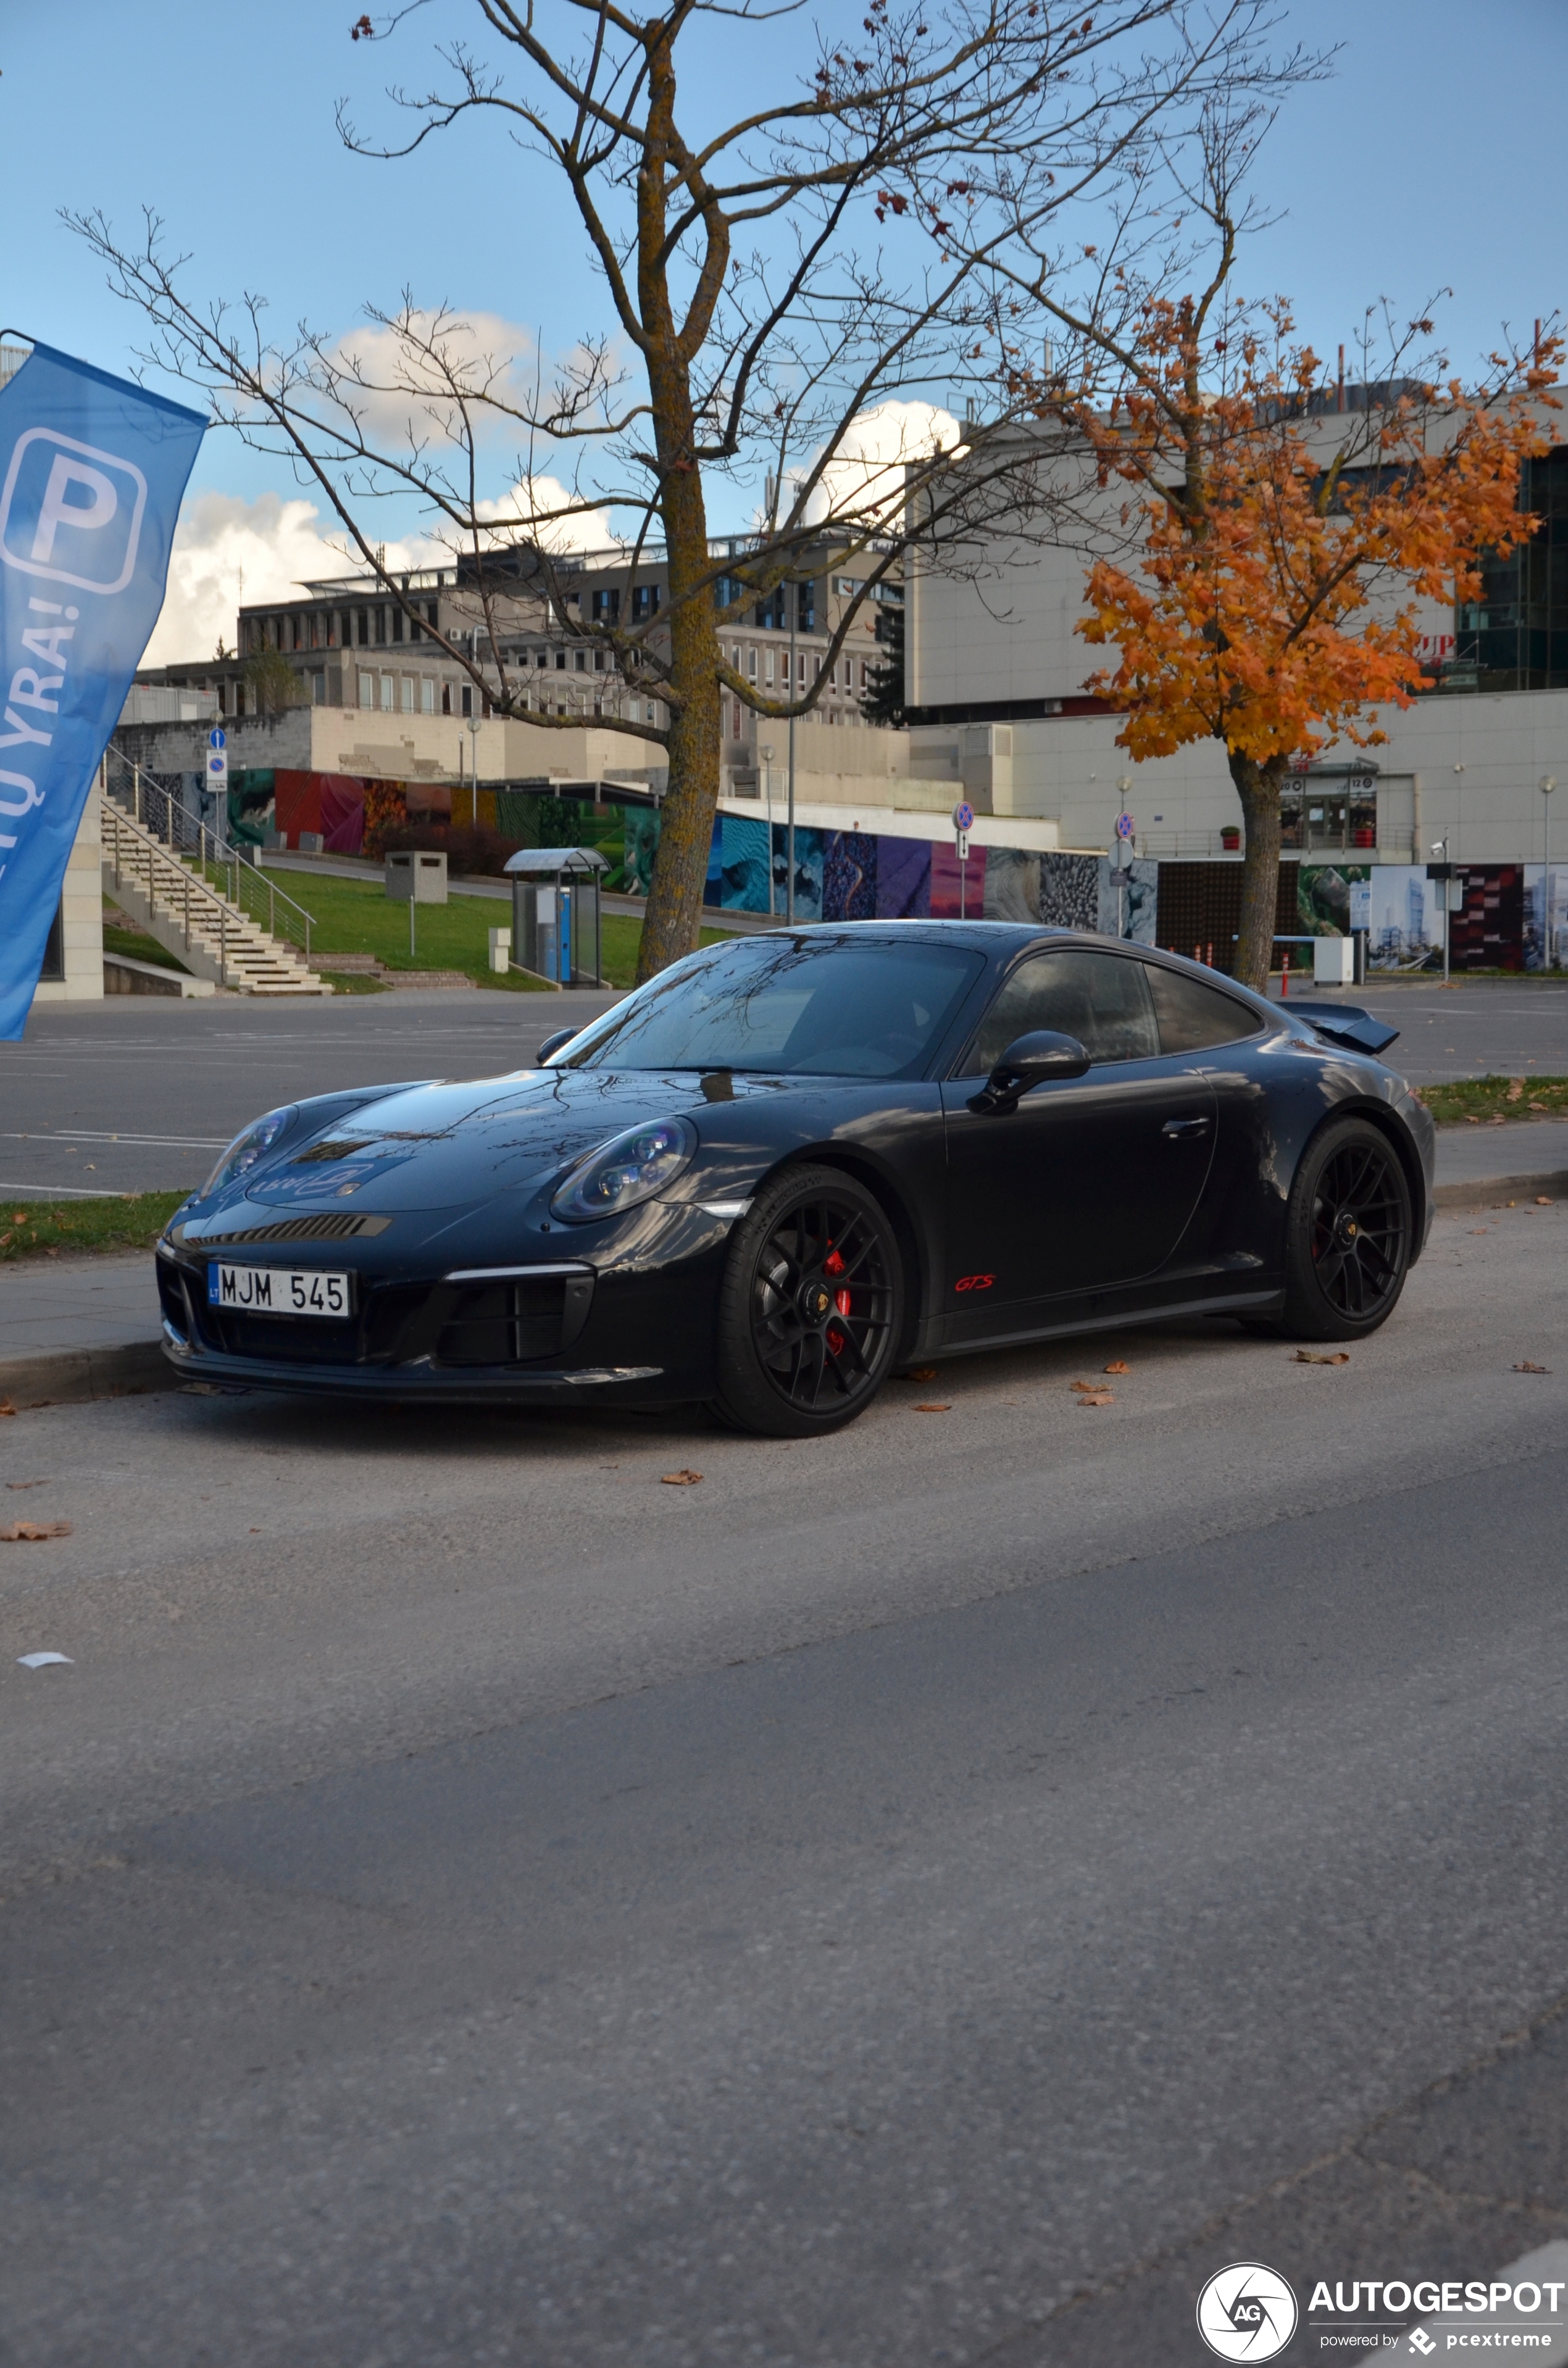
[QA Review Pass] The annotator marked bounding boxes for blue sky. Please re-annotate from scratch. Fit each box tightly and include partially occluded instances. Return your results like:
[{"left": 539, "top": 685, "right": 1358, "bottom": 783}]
[{"left": 3, "top": 0, "right": 1561, "bottom": 654}]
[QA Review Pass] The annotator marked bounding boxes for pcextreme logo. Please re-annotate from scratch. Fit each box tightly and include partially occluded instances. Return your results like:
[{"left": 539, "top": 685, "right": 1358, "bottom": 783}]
[{"left": 1196, "top": 2262, "right": 1299, "bottom": 2360}]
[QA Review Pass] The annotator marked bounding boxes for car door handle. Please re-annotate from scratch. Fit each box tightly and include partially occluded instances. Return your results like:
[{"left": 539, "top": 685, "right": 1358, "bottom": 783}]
[{"left": 1162, "top": 1116, "right": 1211, "bottom": 1139}]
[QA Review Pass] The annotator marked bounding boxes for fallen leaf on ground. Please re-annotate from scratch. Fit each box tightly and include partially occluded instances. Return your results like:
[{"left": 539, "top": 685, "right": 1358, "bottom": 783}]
[
  {"left": 0, "top": 1520, "right": 72, "bottom": 1541},
  {"left": 0, "top": 1402, "right": 14, "bottom": 1419},
  {"left": 1538, "top": 1197, "right": 1554, "bottom": 1207},
  {"left": 1469, "top": 1228, "right": 1490, "bottom": 1235},
  {"left": 1293, "top": 1350, "right": 1349, "bottom": 1366},
  {"left": 1514, "top": 1362, "right": 1552, "bottom": 1374},
  {"left": 5, "top": 1480, "right": 46, "bottom": 1491},
  {"left": 1488, "top": 1115, "right": 1507, "bottom": 1126},
  {"left": 1506, "top": 1079, "right": 1525, "bottom": 1101},
  {"left": 1077, "top": 1391, "right": 1116, "bottom": 1407},
  {"left": 1070, "top": 1379, "right": 1103, "bottom": 1392},
  {"left": 912, "top": 1402, "right": 951, "bottom": 1413},
  {"left": 1104, "top": 1359, "right": 1130, "bottom": 1374},
  {"left": 1532, "top": 1101, "right": 1549, "bottom": 1111},
  {"left": 10, "top": 1211, "right": 25, "bottom": 1224},
  {"left": 16, "top": 1651, "right": 72, "bottom": 1670},
  {"left": 660, "top": 1469, "right": 704, "bottom": 1486},
  {"left": 1466, "top": 1115, "right": 1480, "bottom": 1123},
  {"left": 903, "top": 1366, "right": 939, "bottom": 1382}
]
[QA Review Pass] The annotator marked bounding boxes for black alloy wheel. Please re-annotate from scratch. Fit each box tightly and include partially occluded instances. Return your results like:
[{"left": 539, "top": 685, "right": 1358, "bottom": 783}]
[
  {"left": 712, "top": 1164, "right": 903, "bottom": 1436},
  {"left": 1280, "top": 1117, "right": 1412, "bottom": 1340}
]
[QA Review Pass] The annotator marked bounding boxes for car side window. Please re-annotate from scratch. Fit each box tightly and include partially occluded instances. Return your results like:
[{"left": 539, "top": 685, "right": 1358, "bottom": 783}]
[
  {"left": 1143, "top": 963, "right": 1266, "bottom": 1054},
  {"left": 964, "top": 949, "right": 1159, "bottom": 1074}
]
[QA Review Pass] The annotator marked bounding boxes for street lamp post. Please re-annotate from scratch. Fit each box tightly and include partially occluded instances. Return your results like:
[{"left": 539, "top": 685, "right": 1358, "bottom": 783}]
[
  {"left": 1432, "top": 839, "right": 1451, "bottom": 984},
  {"left": 467, "top": 716, "right": 482, "bottom": 830},
  {"left": 1541, "top": 776, "right": 1558, "bottom": 968},
  {"left": 760, "top": 745, "right": 775, "bottom": 912}
]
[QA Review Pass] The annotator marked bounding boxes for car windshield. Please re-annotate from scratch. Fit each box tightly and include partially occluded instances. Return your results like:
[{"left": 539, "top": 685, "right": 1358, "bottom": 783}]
[{"left": 555, "top": 934, "right": 985, "bottom": 1079}]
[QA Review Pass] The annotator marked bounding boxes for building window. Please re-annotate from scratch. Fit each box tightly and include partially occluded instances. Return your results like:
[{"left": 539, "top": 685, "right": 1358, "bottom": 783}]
[
  {"left": 556, "top": 650, "right": 567, "bottom": 671},
  {"left": 216, "top": 682, "right": 227, "bottom": 716},
  {"left": 732, "top": 697, "right": 742, "bottom": 738},
  {"left": 592, "top": 587, "right": 621, "bottom": 622},
  {"left": 631, "top": 582, "right": 661, "bottom": 621},
  {"left": 400, "top": 676, "right": 415, "bottom": 712},
  {"left": 796, "top": 581, "right": 816, "bottom": 633},
  {"left": 461, "top": 684, "right": 472, "bottom": 717},
  {"left": 359, "top": 670, "right": 375, "bottom": 709},
  {"left": 421, "top": 677, "right": 435, "bottom": 714},
  {"left": 380, "top": 672, "right": 394, "bottom": 711},
  {"left": 574, "top": 648, "right": 586, "bottom": 672},
  {"left": 312, "top": 671, "right": 326, "bottom": 705},
  {"left": 764, "top": 650, "right": 775, "bottom": 688},
  {"left": 427, "top": 600, "right": 439, "bottom": 630},
  {"left": 594, "top": 649, "right": 607, "bottom": 672},
  {"left": 390, "top": 606, "right": 403, "bottom": 645},
  {"left": 374, "top": 607, "right": 387, "bottom": 646},
  {"left": 754, "top": 587, "right": 786, "bottom": 631}
]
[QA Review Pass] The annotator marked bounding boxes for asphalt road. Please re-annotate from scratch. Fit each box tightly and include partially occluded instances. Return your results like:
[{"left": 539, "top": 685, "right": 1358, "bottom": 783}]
[
  {"left": 4, "top": 1203, "right": 1568, "bottom": 2364},
  {"left": 0, "top": 991, "right": 619, "bottom": 1198},
  {"left": 7, "top": 979, "right": 1568, "bottom": 1201}
]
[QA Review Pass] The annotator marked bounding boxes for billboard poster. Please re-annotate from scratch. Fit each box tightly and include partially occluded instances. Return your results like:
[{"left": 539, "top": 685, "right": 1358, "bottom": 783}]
[{"left": 1365, "top": 865, "right": 1443, "bottom": 971}]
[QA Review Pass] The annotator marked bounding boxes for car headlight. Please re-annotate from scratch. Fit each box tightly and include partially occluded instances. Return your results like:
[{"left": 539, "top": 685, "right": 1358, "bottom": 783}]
[
  {"left": 202, "top": 1107, "right": 296, "bottom": 1197},
  {"left": 550, "top": 1115, "right": 698, "bottom": 1223}
]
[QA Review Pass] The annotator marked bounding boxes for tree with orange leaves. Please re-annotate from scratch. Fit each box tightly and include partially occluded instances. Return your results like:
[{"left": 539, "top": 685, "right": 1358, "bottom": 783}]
[{"left": 1069, "top": 295, "right": 1556, "bottom": 988}]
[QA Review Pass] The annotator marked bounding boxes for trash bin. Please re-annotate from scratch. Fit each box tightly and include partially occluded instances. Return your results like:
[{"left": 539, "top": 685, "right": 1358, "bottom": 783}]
[
  {"left": 385, "top": 850, "right": 448, "bottom": 904},
  {"left": 503, "top": 848, "right": 607, "bottom": 985}
]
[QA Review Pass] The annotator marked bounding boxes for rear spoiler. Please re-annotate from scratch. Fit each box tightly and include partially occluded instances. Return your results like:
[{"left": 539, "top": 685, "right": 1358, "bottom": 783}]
[{"left": 1283, "top": 1000, "right": 1400, "bottom": 1056}]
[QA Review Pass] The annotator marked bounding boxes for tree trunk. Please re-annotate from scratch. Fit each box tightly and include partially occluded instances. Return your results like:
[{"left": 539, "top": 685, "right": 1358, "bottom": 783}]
[
  {"left": 1228, "top": 750, "right": 1287, "bottom": 995},
  {"left": 632, "top": 36, "right": 727, "bottom": 987},
  {"left": 636, "top": 469, "right": 720, "bottom": 982}
]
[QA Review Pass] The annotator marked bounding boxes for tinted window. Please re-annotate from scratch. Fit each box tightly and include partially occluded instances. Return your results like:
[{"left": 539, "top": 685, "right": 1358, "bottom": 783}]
[
  {"left": 965, "top": 949, "right": 1159, "bottom": 1073},
  {"left": 1145, "top": 963, "right": 1264, "bottom": 1053},
  {"left": 557, "top": 935, "right": 984, "bottom": 1079}
]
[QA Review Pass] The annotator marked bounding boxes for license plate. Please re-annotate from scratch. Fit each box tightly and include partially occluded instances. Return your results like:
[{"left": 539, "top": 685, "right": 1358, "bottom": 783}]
[{"left": 208, "top": 1263, "right": 352, "bottom": 1318}]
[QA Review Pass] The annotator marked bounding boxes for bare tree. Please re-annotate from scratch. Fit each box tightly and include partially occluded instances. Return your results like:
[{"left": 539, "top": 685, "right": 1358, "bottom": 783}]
[{"left": 73, "top": 0, "right": 1314, "bottom": 977}]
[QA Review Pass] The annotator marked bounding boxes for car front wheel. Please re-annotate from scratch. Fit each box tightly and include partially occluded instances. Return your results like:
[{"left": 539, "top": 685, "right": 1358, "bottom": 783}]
[
  {"left": 1279, "top": 1116, "right": 1413, "bottom": 1341},
  {"left": 711, "top": 1164, "right": 903, "bottom": 1437}
]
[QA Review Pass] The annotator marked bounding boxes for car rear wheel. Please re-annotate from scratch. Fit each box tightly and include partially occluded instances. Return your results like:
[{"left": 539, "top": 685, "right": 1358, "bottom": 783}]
[
  {"left": 710, "top": 1165, "right": 903, "bottom": 1437},
  {"left": 1278, "top": 1117, "right": 1412, "bottom": 1341}
]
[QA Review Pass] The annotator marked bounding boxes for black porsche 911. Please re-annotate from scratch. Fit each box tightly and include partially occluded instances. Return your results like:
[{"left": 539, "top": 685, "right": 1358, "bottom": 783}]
[{"left": 155, "top": 923, "right": 1435, "bottom": 1437}]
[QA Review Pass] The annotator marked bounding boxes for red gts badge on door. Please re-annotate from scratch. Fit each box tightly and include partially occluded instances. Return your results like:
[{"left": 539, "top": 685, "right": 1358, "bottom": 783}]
[{"left": 954, "top": 1274, "right": 995, "bottom": 1293}]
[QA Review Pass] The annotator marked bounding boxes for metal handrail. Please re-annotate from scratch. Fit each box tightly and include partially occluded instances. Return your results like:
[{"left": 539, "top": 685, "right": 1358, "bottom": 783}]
[
  {"left": 99, "top": 795, "right": 304, "bottom": 985},
  {"left": 101, "top": 744, "right": 316, "bottom": 961}
]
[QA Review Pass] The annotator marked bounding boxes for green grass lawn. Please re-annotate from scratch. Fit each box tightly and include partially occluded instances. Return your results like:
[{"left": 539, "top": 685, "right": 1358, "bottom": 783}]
[
  {"left": 1417, "top": 1074, "right": 1568, "bottom": 1125},
  {"left": 263, "top": 871, "right": 731, "bottom": 991},
  {"left": 0, "top": 1191, "right": 187, "bottom": 1263}
]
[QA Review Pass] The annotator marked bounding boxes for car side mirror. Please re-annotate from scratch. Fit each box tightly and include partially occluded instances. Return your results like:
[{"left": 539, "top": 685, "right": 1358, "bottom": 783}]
[
  {"left": 536, "top": 1027, "right": 578, "bottom": 1065},
  {"left": 970, "top": 1029, "right": 1090, "bottom": 1113}
]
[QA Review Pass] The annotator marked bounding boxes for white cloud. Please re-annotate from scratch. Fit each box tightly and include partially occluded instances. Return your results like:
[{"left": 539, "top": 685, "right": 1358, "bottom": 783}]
[
  {"left": 784, "top": 400, "right": 961, "bottom": 526},
  {"left": 474, "top": 474, "right": 619, "bottom": 553},
  {"left": 143, "top": 489, "right": 436, "bottom": 665},
  {"left": 325, "top": 309, "right": 541, "bottom": 450}
]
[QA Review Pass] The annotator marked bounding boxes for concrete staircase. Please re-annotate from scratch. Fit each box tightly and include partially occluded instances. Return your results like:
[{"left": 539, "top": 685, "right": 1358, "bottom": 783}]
[{"left": 100, "top": 797, "right": 325, "bottom": 996}]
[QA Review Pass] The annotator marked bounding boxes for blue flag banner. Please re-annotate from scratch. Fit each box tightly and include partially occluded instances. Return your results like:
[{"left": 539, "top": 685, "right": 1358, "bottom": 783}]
[{"left": 0, "top": 343, "right": 204, "bottom": 1038}]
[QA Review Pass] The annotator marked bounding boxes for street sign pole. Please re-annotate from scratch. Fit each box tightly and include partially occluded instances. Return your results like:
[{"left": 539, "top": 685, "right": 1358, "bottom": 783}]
[{"left": 206, "top": 727, "right": 228, "bottom": 847}]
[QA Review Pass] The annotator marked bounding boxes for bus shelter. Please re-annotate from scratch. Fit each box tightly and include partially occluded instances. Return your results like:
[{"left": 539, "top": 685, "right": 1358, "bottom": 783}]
[{"left": 503, "top": 847, "right": 608, "bottom": 985}]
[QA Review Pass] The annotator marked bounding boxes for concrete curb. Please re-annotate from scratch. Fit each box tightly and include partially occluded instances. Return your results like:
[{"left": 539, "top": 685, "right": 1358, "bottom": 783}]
[
  {"left": 0, "top": 1339, "right": 173, "bottom": 1412},
  {"left": 1433, "top": 1166, "right": 1568, "bottom": 1209}
]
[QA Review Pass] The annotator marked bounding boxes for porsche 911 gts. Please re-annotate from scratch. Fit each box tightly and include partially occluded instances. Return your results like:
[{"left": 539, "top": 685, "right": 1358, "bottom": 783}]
[{"left": 155, "top": 924, "right": 1435, "bottom": 1436}]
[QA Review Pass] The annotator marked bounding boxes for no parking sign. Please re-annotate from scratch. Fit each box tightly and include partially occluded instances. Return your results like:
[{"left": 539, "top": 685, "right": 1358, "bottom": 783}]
[{"left": 207, "top": 726, "right": 227, "bottom": 795}]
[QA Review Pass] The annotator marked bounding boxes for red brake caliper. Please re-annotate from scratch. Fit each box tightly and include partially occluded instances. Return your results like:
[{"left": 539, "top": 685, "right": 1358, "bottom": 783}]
[{"left": 824, "top": 1244, "right": 849, "bottom": 1352}]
